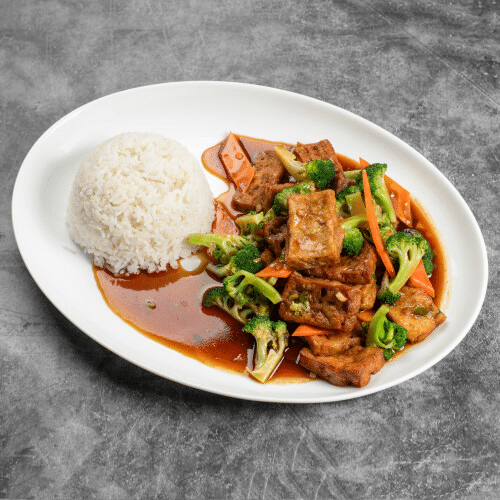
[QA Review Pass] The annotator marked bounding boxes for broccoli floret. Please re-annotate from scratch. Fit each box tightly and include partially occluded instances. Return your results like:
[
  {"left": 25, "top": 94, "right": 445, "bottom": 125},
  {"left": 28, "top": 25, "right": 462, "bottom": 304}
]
[
  {"left": 187, "top": 233, "right": 255, "bottom": 265},
  {"left": 303, "top": 159, "right": 336, "bottom": 190},
  {"left": 235, "top": 210, "right": 276, "bottom": 237},
  {"left": 235, "top": 211, "right": 264, "bottom": 236},
  {"left": 207, "top": 244, "right": 265, "bottom": 278},
  {"left": 342, "top": 229, "right": 365, "bottom": 256},
  {"left": 337, "top": 163, "right": 397, "bottom": 225},
  {"left": 272, "top": 180, "right": 315, "bottom": 215},
  {"left": 377, "top": 231, "right": 428, "bottom": 305},
  {"left": 223, "top": 270, "right": 282, "bottom": 305},
  {"left": 274, "top": 145, "right": 335, "bottom": 190},
  {"left": 228, "top": 244, "right": 264, "bottom": 274},
  {"left": 377, "top": 212, "right": 397, "bottom": 243},
  {"left": 288, "top": 291, "right": 311, "bottom": 316},
  {"left": 336, "top": 184, "right": 364, "bottom": 216},
  {"left": 404, "top": 229, "right": 434, "bottom": 275},
  {"left": 203, "top": 287, "right": 270, "bottom": 324},
  {"left": 243, "top": 317, "right": 290, "bottom": 383},
  {"left": 340, "top": 214, "right": 368, "bottom": 256},
  {"left": 365, "top": 304, "right": 408, "bottom": 360}
]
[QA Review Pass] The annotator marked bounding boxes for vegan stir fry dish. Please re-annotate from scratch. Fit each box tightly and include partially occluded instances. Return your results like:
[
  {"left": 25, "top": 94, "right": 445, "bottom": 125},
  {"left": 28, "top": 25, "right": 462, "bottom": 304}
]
[
  {"left": 187, "top": 133, "right": 447, "bottom": 388},
  {"left": 79, "top": 132, "right": 447, "bottom": 389}
]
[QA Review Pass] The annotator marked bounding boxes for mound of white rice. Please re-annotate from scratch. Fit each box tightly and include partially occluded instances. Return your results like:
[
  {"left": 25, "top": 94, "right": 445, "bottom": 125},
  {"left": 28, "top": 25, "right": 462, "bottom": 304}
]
[{"left": 67, "top": 132, "right": 214, "bottom": 274}]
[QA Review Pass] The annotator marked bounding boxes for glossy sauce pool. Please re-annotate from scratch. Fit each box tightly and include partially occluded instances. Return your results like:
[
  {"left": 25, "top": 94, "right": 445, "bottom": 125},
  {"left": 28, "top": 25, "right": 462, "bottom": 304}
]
[
  {"left": 94, "top": 135, "right": 448, "bottom": 382},
  {"left": 94, "top": 252, "right": 307, "bottom": 382}
]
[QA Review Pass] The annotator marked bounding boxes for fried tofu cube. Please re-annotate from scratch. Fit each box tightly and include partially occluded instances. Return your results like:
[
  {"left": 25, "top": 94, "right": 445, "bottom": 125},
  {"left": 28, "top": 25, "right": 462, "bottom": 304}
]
[
  {"left": 304, "top": 331, "right": 363, "bottom": 357},
  {"left": 386, "top": 286, "right": 447, "bottom": 343},
  {"left": 285, "top": 190, "right": 343, "bottom": 270},
  {"left": 279, "top": 273, "right": 362, "bottom": 332},
  {"left": 308, "top": 242, "right": 378, "bottom": 284},
  {"left": 299, "top": 346, "right": 385, "bottom": 388}
]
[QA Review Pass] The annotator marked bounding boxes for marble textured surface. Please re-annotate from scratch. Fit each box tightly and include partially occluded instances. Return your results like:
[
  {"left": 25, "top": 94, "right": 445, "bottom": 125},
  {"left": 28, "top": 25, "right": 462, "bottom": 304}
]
[{"left": 1, "top": 1, "right": 499, "bottom": 498}]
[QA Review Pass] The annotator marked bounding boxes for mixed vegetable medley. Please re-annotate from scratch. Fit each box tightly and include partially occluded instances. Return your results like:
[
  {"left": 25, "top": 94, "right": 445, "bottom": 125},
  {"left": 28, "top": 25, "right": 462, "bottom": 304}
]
[{"left": 188, "top": 133, "right": 446, "bottom": 388}]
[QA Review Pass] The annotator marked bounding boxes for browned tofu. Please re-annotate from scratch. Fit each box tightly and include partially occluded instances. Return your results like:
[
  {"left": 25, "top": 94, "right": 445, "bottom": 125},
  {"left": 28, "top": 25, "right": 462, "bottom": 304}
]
[
  {"left": 308, "top": 242, "right": 378, "bottom": 284},
  {"left": 232, "top": 150, "right": 288, "bottom": 213},
  {"left": 304, "top": 331, "right": 363, "bottom": 357},
  {"left": 279, "top": 273, "right": 361, "bottom": 332},
  {"left": 285, "top": 190, "right": 344, "bottom": 270},
  {"left": 299, "top": 346, "right": 385, "bottom": 388},
  {"left": 293, "top": 139, "right": 354, "bottom": 193},
  {"left": 293, "top": 140, "right": 337, "bottom": 163},
  {"left": 262, "top": 216, "right": 287, "bottom": 258},
  {"left": 354, "top": 280, "right": 378, "bottom": 310},
  {"left": 386, "top": 286, "right": 447, "bottom": 343}
]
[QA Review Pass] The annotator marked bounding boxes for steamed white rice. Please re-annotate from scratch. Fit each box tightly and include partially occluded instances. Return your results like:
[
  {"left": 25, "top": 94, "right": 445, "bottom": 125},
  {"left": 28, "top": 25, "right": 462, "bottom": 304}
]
[{"left": 67, "top": 132, "right": 214, "bottom": 274}]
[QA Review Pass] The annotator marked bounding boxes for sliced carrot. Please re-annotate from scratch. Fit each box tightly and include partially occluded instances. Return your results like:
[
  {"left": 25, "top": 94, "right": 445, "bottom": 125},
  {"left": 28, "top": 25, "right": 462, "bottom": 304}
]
[
  {"left": 359, "top": 157, "right": 371, "bottom": 168},
  {"left": 385, "top": 175, "right": 412, "bottom": 227},
  {"left": 362, "top": 169, "right": 396, "bottom": 278},
  {"left": 218, "top": 132, "right": 254, "bottom": 193},
  {"left": 409, "top": 259, "right": 435, "bottom": 297},
  {"left": 292, "top": 324, "right": 333, "bottom": 337},
  {"left": 255, "top": 262, "right": 292, "bottom": 278},
  {"left": 336, "top": 153, "right": 361, "bottom": 172},
  {"left": 211, "top": 201, "right": 239, "bottom": 235}
]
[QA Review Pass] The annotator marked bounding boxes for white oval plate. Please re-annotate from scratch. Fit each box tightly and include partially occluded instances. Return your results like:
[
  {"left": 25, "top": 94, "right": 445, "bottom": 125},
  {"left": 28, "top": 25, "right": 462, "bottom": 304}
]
[{"left": 12, "top": 82, "right": 488, "bottom": 403}]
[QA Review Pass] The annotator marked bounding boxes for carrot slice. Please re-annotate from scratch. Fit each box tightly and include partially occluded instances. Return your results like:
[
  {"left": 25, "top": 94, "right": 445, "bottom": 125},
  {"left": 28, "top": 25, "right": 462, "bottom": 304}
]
[
  {"left": 362, "top": 169, "right": 396, "bottom": 278},
  {"left": 409, "top": 260, "right": 435, "bottom": 297},
  {"left": 211, "top": 201, "right": 239, "bottom": 235},
  {"left": 385, "top": 175, "right": 412, "bottom": 227},
  {"left": 255, "top": 262, "right": 292, "bottom": 278},
  {"left": 218, "top": 132, "right": 254, "bottom": 193},
  {"left": 292, "top": 324, "right": 333, "bottom": 337},
  {"left": 359, "top": 157, "right": 371, "bottom": 168}
]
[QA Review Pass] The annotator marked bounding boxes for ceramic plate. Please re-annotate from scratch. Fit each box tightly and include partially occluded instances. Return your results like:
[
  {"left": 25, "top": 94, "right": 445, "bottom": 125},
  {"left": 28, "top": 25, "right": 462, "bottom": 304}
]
[{"left": 12, "top": 82, "right": 488, "bottom": 402}]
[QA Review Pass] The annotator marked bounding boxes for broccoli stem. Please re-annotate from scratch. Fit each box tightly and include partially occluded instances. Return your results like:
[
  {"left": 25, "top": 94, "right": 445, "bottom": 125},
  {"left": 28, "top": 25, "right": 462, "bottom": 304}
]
[
  {"left": 366, "top": 305, "right": 391, "bottom": 348},
  {"left": 343, "top": 170, "right": 362, "bottom": 181},
  {"left": 274, "top": 145, "right": 307, "bottom": 182},
  {"left": 386, "top": 245, "right": 422, "bottom": 294},
  {"left": 365, "top": 304, "right": 408, "bottom": 360},
  {"left": 224, "top": 270, "right": 282, "bottom": 305},
  {"left": 251, "top": 350, "right": 282, "bottom": 383},
  {"left": 243, "top": 318, "right": 289, "bottom": 383},
  {"left": 188, "top": 232, "right": 232, "bottom": 249},
  {"left": 187, "top": 233, "right": 253, "bottom": 265},
  {"left": 340, "top": 214, "right": 368, "bottom": 230},
  {"left": 374, "top": 180, "right": 397, "bottom": 225},
  {"left": 365, "top": 164, "right": 397, "bottom": 225}
]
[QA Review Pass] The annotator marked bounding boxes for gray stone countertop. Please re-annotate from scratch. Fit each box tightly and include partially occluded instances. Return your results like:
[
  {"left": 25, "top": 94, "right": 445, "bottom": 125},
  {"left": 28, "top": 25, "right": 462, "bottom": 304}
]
[{"left": 1, "top": 1, "right": 498, "bottom": 498}]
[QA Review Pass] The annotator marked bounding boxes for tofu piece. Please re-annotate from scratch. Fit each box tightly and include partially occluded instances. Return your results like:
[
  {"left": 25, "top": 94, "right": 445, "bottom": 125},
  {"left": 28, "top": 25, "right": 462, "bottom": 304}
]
[
  {"left": 263, "top": 216, "right": 287, "bottom": 258},
  {"left": 386, "top": 286, "right": 447, "bottom": 343},
  {"left": 304, "top": 332, "right": 363, "bottom": 357},
  {"left": 285, "top": 191, "right": 343, "bottom": 270},
  {"left": 308, "top": 242, "right": 378, "bottom": 284},
  {"left": 279, "top": 273, "right": 361, "bottom": 332},
  {"left": 232, "top": 150, "right": 287, "bottom": 213},
  {"left": 299, "top": 346, "right": 385, "bottom": 388},
  {"left": 293, "top": 139, "right": 337, "bottom": 163},
  {"left": 293, "top": 139, "right": 354, "bottom": 193},
  {"left": 354, "top": 280, "right": 378, "bottom": 310}
]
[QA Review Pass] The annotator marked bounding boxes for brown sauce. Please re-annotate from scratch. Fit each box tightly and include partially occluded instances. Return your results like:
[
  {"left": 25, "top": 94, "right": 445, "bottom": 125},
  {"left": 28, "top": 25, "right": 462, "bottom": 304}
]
[
  {"left": 94, "top": 251, "right": 308, "bottom": 383},
  {"left": 94, "top": 135, "right": 448, "bottom": 383},
  {"left": 410, "top": 199, "right": 448, "bottom": 309}
]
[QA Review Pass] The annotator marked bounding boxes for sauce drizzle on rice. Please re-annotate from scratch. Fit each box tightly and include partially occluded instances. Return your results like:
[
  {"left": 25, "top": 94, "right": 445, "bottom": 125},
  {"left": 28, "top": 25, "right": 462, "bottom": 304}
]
[{"left": 67, "top": 132, "right": 214, "bottom": 274}]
